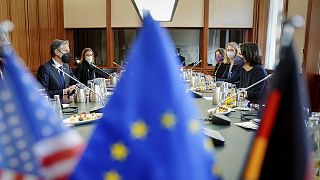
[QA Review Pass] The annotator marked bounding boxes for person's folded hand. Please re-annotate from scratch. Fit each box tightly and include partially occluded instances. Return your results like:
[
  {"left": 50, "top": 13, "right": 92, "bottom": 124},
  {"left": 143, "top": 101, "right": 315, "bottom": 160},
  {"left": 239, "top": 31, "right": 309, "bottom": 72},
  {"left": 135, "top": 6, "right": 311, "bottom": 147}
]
[{"left": 67, "top": 85, "right": 76, "bottom": 95}]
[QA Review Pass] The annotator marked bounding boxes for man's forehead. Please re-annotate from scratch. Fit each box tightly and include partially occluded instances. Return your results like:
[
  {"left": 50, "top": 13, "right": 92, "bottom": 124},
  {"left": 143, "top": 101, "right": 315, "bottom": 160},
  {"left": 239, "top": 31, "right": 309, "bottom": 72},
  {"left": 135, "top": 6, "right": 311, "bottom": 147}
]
[{"left": 60, "top": 44, "right": 69, "bottom": 50}]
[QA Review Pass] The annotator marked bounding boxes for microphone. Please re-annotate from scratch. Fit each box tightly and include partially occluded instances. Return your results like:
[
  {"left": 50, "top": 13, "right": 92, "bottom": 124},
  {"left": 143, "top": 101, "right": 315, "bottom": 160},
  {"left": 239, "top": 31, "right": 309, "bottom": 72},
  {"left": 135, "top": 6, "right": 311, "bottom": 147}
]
[
  {"left": 113, "top": 62, "right": 124, "bottom": 69},
  {"left": 90, "top": 63, "right": 112, "bottom": 77},
  {"left": 191, "top": 59, "right": 203, "bottom": 69},
  {"left": 210, "top": 74, "right": 273, "bottom": 125},
  {"left": 52, "top": 64, "right": 105, "bottom": 107}
]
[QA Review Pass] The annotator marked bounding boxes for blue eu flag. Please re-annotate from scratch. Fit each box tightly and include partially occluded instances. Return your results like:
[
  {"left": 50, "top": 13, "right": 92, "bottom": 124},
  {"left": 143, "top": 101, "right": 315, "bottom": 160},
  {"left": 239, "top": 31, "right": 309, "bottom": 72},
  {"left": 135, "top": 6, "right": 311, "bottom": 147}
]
[{"left": 71, "top": 15, "right": 219, "bottom": 180}]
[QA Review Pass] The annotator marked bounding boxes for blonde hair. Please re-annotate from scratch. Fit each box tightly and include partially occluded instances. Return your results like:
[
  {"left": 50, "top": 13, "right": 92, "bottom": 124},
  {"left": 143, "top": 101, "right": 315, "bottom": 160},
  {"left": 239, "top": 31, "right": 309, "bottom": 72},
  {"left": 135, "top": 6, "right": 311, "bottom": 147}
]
[
  {"left": 223, "top": 42, "right": 239, "bottom": 64},
  {"left": 80, "top": 48, "right": 94, "bottom": 63}
]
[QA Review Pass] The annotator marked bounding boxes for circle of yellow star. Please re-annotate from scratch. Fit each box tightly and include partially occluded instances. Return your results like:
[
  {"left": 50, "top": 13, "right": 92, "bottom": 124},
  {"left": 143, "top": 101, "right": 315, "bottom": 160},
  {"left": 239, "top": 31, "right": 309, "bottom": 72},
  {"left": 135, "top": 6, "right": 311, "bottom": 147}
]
[
  {"left": 161, "top": 113, "right": 176, "bottom": 129},
  {"left": 188, "top": 120, "right": 200, "bottom": 134},
  {"left": 212, "top": 164, "right": 222, "bottom": 176},
  {"left": 204, "top": 138, "right": 214, "bottom": 152},
  {"left": 131, "top": 120, "right": 148, "bottom": 139},
  {"left": 110, "top": 142, "right": 128, "bottom": 161},
  {"left": 104, "top": 170, "right": 121, "bottom": 180}
]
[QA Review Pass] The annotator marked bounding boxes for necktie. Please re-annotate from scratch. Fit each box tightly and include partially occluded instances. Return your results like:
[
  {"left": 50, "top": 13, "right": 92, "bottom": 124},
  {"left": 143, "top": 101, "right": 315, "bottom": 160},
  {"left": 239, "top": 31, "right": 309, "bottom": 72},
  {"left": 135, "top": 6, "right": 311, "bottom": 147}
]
[{"left": 59, "top": 66, "right": 65, "bottom": 88}]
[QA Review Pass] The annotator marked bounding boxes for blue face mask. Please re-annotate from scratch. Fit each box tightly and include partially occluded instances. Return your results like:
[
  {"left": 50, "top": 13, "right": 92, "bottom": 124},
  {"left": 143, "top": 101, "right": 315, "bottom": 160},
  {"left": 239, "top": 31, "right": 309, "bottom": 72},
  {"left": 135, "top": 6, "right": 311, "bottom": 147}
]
[{"left": 227, "top": 51, "right": 236, "bottom": 59}]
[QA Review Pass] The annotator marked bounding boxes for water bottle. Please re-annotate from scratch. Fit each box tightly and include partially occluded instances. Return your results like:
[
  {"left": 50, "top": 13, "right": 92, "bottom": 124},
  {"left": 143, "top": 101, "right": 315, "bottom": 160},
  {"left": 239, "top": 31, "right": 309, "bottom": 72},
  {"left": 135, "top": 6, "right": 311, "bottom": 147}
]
[{"left": 53, "top": 95, "right": 63, "bottom": 120}]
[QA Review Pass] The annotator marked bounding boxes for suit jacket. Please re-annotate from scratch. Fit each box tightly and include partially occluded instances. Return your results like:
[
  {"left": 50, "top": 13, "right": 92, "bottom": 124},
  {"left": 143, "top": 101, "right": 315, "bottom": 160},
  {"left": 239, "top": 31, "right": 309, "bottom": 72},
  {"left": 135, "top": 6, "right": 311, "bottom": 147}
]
[
  {"left": 37, "top": 59, "right": 77, "bottom": 98},
  {"left": 76, "top": 60, "right": 96, "bottom": 85},
  {"left": 221, "top": 56, "right": 244, "bottom": 85}
]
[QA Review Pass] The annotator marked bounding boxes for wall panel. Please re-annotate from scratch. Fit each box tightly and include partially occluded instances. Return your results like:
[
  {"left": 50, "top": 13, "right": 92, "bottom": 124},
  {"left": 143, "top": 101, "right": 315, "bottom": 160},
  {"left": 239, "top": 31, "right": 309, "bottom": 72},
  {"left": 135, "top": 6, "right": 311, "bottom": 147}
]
[
  {"left": 38, "top": 0, "right": 51, "bottom": 65},
  {"left": 0, "top": 0, "right": 71, "bottom": 74},
  {"left": 209, "top": 0, "right": 254, "bottom": 28},
  {"left": 64, "top": 0, "right": 106, "bottom": 28},
  {"left": 9, "top": 0, "right": 29, "bottom": 66},
  {"left": 111, "top": 0, "right": 204, "bottom": 27},
  {"left": 26, "top": 0, "right": 40, "bottom": 71},
  {"left": 0, "top": 0, "right": 10, "bottom": 21}
]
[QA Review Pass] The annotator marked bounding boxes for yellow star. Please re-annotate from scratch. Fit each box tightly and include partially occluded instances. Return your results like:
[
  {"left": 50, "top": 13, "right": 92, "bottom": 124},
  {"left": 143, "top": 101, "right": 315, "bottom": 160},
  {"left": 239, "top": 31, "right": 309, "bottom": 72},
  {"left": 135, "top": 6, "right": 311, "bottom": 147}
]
[
  {"left": 212, "top": 164, "right": 222, "bottom": 176},
  {"left": 188, "top": 120, "right": 200, "bottom": 134},
  {"left": 104, "top": 170, "right": 121, "bottom": 180},
  {"left": 204, "top": 138, "right": 214, "bottom": 152},
  {"left": 110, "top": 142, "right": 128, "bottom": 161},
  {"left": 131, "top": 120, "right": 148, "bottom": 139},
  {"left": 161, "top": 113, "right": 176, "bottom": 129}
]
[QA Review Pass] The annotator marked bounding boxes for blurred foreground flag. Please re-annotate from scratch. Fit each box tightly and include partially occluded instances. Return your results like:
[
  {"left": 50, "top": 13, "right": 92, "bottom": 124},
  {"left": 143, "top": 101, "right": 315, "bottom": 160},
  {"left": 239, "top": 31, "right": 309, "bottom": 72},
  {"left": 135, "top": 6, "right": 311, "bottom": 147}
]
[
  {"left": 240, "top": 39, "right": 311, "bottom": 178},
  {"left": 0, "top": 45, "right": 83, "bottom": 179},
  {"left": 71, "top": 15, "right": 220, "bottom": 180}
]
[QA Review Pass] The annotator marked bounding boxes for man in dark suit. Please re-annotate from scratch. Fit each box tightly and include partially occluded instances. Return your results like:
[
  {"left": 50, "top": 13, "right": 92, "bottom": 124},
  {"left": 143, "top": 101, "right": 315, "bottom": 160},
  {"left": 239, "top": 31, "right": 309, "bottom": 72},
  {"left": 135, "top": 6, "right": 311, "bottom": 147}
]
[
  {"left": 37, "top": 39, "right": 77, "bottom": 98},
  {"left": 175, "top": 48, "right": 185, "bottom": 66}
]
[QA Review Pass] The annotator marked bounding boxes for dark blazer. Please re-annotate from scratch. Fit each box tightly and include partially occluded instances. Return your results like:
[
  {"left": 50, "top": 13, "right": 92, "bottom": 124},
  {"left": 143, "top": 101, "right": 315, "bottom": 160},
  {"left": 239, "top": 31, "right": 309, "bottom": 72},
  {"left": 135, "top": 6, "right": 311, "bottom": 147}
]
[
  {"left": 214, "top": 63, "right": 228, "bottom": 79},
  {"left": 221, "top": 56, "right": 244, "bottom": 85},
  {"left": 177, "top": 55, "right": 185, "bottom": 66},
  {"left": 76, "top": 60, "right": 96, "bottom": 85},
  {"left": 239, "top": 64, "right": 268, "bottom": 104},
  {"left": 76, "top": 61, "right": 109, "bottom": 85},
  {"left": 37, "top": 59, "right": 77, "bottom": 98}
]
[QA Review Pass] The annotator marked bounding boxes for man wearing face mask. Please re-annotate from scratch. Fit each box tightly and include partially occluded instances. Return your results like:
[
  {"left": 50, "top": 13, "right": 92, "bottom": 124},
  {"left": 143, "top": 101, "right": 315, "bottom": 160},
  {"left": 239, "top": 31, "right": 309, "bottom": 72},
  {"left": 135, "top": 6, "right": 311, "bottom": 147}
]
[
  {"left": 75, "top": 48, "right": 97, "bottom": 85},
  {"left": 37, "top": 39, "right": 77, "bottom": 98}
]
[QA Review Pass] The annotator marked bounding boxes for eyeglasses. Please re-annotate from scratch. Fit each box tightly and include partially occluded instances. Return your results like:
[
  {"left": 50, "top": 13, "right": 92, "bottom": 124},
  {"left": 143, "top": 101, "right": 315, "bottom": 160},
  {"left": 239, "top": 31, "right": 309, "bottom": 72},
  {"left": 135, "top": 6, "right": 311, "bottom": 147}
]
[{"left": 58, "top": 49, "right": 69, "bottom": 54}]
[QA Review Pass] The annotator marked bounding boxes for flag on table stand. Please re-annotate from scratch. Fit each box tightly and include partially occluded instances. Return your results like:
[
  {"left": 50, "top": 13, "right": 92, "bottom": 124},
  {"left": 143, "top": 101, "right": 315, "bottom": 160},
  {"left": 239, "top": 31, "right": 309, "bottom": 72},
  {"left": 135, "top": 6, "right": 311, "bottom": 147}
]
[
  {"left": 71, "top": 14, "right": 220, "bottom": 180},
  {"left": 240, "top": 43, "right": 311, "bottom": 178},
  {"left": 0, "top": 45, "right": 83, "bottom": 179}
]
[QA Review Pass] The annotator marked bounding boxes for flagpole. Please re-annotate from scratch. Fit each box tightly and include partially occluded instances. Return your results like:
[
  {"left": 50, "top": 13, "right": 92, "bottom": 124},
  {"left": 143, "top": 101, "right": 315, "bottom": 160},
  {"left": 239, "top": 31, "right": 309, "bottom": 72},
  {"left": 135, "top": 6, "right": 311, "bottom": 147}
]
[{"left": 281, "top": 16, "right": 304, "bottom": 47}]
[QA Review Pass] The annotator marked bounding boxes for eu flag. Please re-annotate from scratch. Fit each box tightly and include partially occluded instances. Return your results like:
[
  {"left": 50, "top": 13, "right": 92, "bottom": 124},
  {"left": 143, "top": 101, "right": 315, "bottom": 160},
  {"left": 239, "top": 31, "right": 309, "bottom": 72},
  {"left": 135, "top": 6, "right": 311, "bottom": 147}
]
[
  {"left": 0, "top": 45, "right": 83, "bottom": 179},
  {"left": 71, "top": 15, "right": 219, "bottom": 180},
  {"left": 240, "top": 36, "right": 311, "bottom": 179}
]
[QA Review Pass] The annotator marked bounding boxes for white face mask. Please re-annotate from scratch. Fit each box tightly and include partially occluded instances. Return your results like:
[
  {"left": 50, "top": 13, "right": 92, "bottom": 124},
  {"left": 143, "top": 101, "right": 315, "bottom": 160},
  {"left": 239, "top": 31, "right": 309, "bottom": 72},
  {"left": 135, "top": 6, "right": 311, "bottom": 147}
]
[
  {"left": 85, "top": 56, "right": 93, "bottom": 63},
  {"left": 227, "top": 51, "right": 236, "bottom": 59}
]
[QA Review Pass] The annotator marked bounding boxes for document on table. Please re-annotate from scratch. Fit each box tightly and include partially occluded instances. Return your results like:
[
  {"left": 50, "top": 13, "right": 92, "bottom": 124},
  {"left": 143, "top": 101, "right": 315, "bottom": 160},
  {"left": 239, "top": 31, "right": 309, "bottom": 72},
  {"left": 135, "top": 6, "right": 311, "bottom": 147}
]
[
  {"left": 203, "top": 96, "right": 213, "bottom": 101},
  {"left": 235, "top": 121, "right": 259, "bottom": 130}
]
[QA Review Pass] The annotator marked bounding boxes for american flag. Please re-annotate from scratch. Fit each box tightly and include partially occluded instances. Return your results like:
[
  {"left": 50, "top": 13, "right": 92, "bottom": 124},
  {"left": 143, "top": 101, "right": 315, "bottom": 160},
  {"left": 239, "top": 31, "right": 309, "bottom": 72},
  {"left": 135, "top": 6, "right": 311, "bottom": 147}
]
[{"left": 0, "top": 45, "right": 83, "bottom": 179}]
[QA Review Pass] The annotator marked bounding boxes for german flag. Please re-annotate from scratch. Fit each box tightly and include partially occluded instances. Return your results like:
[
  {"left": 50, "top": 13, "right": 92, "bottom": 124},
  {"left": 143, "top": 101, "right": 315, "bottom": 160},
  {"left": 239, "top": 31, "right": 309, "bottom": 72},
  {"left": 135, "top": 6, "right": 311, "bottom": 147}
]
[{"left": 240, "top": 43, "right": 311, "bottom": 180}]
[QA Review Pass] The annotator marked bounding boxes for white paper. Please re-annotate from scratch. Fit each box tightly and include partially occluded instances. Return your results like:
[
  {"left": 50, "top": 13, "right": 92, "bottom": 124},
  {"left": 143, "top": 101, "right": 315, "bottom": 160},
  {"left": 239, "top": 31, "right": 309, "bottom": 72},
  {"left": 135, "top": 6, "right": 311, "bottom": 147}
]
[
  {"left": 203, "top": 97, "right": 213, "bottom": 101},
  {"left": 235, "top": 121, "right": 259, "bottom": 130}
]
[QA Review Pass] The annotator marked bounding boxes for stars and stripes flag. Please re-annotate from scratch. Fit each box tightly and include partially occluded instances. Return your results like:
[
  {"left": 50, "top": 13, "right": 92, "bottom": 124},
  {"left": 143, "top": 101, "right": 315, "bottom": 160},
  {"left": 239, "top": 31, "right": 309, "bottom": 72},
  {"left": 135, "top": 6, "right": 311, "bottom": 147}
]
[
  {"left": 71, "top": 14, "right": 220, "bottom": 180},
  {"left": 240, "top": 40, "right": 311, "bottom": 179},
  {"left": 0, "top": 45, "right": 83, "bottom": 179}
]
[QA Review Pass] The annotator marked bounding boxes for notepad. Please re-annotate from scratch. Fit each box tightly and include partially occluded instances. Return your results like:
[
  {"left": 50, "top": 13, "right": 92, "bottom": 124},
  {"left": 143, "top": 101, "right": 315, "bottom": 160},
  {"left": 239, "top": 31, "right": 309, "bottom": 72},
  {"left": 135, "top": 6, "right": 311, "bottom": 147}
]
[{"left": 203, "top": 97, "right": 213, "bottom": 101}]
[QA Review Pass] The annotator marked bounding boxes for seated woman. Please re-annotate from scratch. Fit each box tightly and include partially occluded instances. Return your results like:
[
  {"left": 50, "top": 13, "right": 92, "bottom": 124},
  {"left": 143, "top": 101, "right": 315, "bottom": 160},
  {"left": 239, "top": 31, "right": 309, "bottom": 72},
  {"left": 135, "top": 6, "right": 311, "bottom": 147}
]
[
  {"left": 213, "top": 48, "right": 228, "bottom": 80},
  {"left": 76, "top": 48, "right": 96, "bottom": 85},
  {"left": 221, "top": 42, "right": 244, "bottom": 85},
  {"left": 238, "top": 42, "right": 268, "bottom": 104}
]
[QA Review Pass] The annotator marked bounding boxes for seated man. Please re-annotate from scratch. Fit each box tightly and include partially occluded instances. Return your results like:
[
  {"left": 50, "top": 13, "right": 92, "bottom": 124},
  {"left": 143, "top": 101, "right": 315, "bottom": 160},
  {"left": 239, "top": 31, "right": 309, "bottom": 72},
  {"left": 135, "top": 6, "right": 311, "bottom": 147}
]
[
  {"left": 37, "top": 39, "right": 77, "bottom": 98},
  {"left": 175, "top": 48, "right": 185, "bottom": 66}
]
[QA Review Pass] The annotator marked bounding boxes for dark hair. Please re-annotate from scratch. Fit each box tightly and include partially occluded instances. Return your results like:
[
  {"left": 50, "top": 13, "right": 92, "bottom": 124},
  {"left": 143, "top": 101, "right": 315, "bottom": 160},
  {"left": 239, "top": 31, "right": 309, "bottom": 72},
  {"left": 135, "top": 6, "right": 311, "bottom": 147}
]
[
  {"left": 80, "top": 48, "right": 93, "bottom": 63},
  {"left": 239, "top": 42, "right": 262, "bottom": 66},
  {"left": 175, "top": 48, "right": 181, "bottom": 54},
  {"left": 215, "top": 48, "right": 225, "bottom": 58},
  {"left": 49, "top": 39, "right": 69, "bottom": 57}
]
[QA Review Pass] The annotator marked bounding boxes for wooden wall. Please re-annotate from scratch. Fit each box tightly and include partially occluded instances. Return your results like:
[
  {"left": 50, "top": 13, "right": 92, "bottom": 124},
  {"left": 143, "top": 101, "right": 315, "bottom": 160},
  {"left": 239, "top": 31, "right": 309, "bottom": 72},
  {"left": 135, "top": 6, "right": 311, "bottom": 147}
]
[
  {"left": 304, "top": 0, "right": 320, "bottom": 111},
  {"left": 0, "top": 0, "right": 72, "bottom": 74}
]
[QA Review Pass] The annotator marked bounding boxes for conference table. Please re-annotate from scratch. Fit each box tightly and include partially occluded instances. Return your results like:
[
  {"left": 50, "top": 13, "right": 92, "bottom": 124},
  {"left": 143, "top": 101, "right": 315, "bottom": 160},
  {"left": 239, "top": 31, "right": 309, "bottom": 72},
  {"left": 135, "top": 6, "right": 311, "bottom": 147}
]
[{"left": 64, "top": 95, "right": 255, "bottom": 180}]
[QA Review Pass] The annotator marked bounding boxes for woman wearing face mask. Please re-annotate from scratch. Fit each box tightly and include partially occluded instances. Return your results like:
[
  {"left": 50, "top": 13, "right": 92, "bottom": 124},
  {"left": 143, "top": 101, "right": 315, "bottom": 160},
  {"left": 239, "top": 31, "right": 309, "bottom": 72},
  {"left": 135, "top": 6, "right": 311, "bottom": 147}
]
[
  {"left": 239, "top": 42, "right": 268, "bottom": 104},
  {"left": 76, "top": 48, "right": 97, "bottom": 85},
  {"left": 213, "top": 48, "right": 227, "bottom": 80},
  {"left": 221, "top": 42, "right": 244, "bottom": 85}
]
